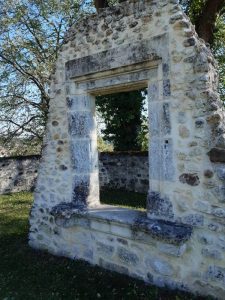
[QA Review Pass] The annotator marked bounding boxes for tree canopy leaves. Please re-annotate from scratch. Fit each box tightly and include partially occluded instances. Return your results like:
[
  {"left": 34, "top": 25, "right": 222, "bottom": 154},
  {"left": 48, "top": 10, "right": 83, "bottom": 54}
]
[{"left": 0, "top": 0, "right": 81, "bottom": 142}]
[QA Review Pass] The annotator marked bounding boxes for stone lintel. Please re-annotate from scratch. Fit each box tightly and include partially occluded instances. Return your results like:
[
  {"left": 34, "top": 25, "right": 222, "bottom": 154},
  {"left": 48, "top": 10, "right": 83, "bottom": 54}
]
[
  {"left": 51, "top": 203, "right": 192, "bottom": 245},
  {"left": 65, "top": 40, "right": 161, "bottom": 80}
]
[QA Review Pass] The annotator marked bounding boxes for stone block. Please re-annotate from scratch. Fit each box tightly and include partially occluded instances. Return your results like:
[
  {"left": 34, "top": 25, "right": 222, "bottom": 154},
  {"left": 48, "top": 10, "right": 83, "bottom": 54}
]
[
  {"left": 72, "top": 175, "right": 90, "bottom": 205},
  {"left": 208, "top": 148, "right": 225, "bottom": 163},
  {"left": 117, "top": 247, "right": 139, "bottom": 266},
  {"left": 148, "top": 82, "right": 159, "bottom": 101},
  {"left": 216, "top": 167, "right": 225, "bottom": 181},
  {"left": 96, "top": 242, "right": 114, "bottom": 257},
  {"left": 205, "top": 266, "right": 225, "bottom": 283},
  {"left": 146, "top": 257, "right": 174, "bottom": 276},
  {"left": 201, "top": 248, "right": 222, "bottom": 260},
  {"left": 68, "top": 112, "right": 94, "bottom": 138},
  {"left": 71, "top": 140, "right": 91, "bottom": 173},
  {"left": 182, "top": 214, "right": 204, "bottom": 226},
  {"left": 66, "top": 95, "right": 93, "bottom": 111},
  {"left": 147, "top": 191, "right": 174, "bottom": 220},
  {"left": 179, "top": 173, "right": 200, "bottom": 186},
  {"left": 162, "top": 103, "right": 171, "bottom": 135},
  {"left": 212, "top": 207, "right": 225, "bottom": 218},
  {"left": 149, "top": 102, "right": 171, "bottom": 136},
  {"left": 163, "top": 79, "right": 171, "bottom": 97},
  {"left": 65, "top": 40, "right": 159, "bottom": 79},
  {"left": 212, "top": 186, "right": 225, "bottom": 203},
  {"left": 149, "top": 139, "right": 174, "bottom": 181},
  {"left": 158, "top": 243, "right": 186, "bottom": 257}
]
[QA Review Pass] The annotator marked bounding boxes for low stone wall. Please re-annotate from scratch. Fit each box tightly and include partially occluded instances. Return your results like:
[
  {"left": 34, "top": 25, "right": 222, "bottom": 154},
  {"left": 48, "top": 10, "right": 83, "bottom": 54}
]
[
  {"left": 0, "top": 155, "right": 40, "bottom": 194},
  {"left": 0, "top": 153, "right": 149, "bottom": 194},
  {"left": 99, "top": 152, "right": 149, "bottom": 193}
]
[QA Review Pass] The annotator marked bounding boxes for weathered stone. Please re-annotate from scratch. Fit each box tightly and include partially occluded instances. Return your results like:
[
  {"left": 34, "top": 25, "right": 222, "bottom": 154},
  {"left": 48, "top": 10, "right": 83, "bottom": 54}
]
[
  {"left": 216, "top": 134, "right": 225, "bottom": 148},
  {"left": 195, "top": 119, "right": 205, "bottom": 128},
  {"left": 52, "top": 121, "right": 58, "bottom": 126},
  {"left": 147, "top": 191, "right": 174, "bottom": 220},
  {"left": 212, "top": 207, "right": 225, "bottom": 218},
  {"left": 71, "top": 140, "right": 91, "bottom": 173},
  {"left": 216, "top": 167, "right": 225, "bottom": 181},
  {"left": 65, "top": 40, "right": 160, "bottom": 79},
  {"left": 149, "top": 102, "right": 171, "bottom": 136},
  {"left": 197, "top": 234, "right": 213, "bottom": 245},
  {"left": 96, "top": 242, "right": 114, "bottom": 257},
  {"left": 182, "top": 214, "right": 204, "bottom": 226},
  {"left": 163, "top": 79, "right": 171, "bottom": 97},
  {"left": 183, "top": 38, "right": 196, "bottom": 47},
  {"left": 162, "top": 103, "right": 171, "bottom": 135},
  {"left": 205, "top": 266, "right": 225, "bottom": 283},
  {"left": 169, "top": 12, "right": 183, "bottom": 24},
  {"left": 117, "top": 238, "right": 128, "bottom": 245},
  {"left": 204, "top": 169, "right": 214, "bottom": 178},
  {"left": 146, "top": 257, "right": 174, "bottom": 276},
  {"left": 133, "top": 215, "right": 192, "bottom": 245},
  {"left": 161, "top": 62, "right": 169, "bottom": 76},
  {"left": 72, "top": 175, "right": 90, "bottom": 205},
  {"left": 212, "top": 186, "right": 225, "bottom": 202},
  {"left": 177, "top": 112, "right": 186, "bottom": 124},
  {"left": 208, "top": 148, "right": 225, "bottom": 163},
  {"left": 117, "top": 247, "right": 139, "bottom": 266},
  {"left": 148, "top": 83, "right": 159, "bottom": 101},
  {"left": 158, "top": 243, "right": 186, "bottom": 257},
  {"left": 179, "top": 173, "right": 200, "bottom": 186},
  {"left": 208, "top": 223, "right": 220, "bottom": 232},
  {"left": 179, "top": 125, "right": 190, "bottom": 138},
  {"left": 201, "top": 248, "right": 222, "bottom": 260},
  {"left": 149, "top": 139, "right": 175, "bottom": 181},
  {"left": 69, "top": 112, "right": 93, "bottom": 137}
]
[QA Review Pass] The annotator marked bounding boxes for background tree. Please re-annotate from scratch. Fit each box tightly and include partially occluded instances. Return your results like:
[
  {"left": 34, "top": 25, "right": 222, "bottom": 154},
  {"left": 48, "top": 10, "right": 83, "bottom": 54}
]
[
  {"left": 181, "top": 0, "right": 225, "bottom": 101},
  {"left": 96, "top": 90, "right": 146, "bottom": 151},
  {"left": 0, "top": 0, "right": 82, "bottom": 147}
]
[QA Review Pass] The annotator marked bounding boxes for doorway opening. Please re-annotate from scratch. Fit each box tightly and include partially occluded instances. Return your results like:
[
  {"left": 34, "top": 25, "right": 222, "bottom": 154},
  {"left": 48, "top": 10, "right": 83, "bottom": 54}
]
[{"left": 95, "top": 88, "right": 149, "bottom": 210}]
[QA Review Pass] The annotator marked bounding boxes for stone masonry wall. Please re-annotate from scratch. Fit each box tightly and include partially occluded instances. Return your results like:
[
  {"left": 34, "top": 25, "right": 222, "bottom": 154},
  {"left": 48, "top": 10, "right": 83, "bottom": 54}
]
[
  {"left": 29, "top": 0, "right": 225, "bottom": 298},
  {"left": 99, "top": 152, "right": 149, "bottom": 193},
  {"left": 0, "top": 153, "right": 149, "bottom": 194},
  {"left": 0, "top": 156, "right": 40, "bottom": 194}
]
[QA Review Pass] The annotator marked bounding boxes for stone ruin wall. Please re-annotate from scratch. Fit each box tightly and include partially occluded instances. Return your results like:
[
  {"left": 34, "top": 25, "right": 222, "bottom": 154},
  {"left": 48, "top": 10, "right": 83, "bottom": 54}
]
[
  {"left": 0, "top": 153, "right": 149, "bottom": 194},
  {"left": 29, "top": 0, "right": 225, "bottom": 298}
]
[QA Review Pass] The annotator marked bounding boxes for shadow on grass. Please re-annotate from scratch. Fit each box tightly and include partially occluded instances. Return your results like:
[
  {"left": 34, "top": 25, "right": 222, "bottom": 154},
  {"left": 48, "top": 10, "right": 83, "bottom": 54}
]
[
  {"left": 100, "top": 189, "right": 146, "bottom": 210},
  {"left": 0, "top": 233, "right": 210, "bottom": 300}
]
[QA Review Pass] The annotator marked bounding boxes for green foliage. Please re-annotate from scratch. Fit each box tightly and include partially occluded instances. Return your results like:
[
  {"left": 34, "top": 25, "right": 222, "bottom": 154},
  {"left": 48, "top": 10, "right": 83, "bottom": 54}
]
[
  {"left": 96, "top": 90, "right": 146, "bottom": 151},
  {"left": 0, "top": 136, "right": 42, "bottom": 156},
  {"left": 137, "top": 115, "right": 149, "bottom": 151},
  {"left": 0, "top": 0, "right": 82, "bottom": 144},
  {"left": 182, "top": 0, "right": 225, "bottom": 102},
  {"left": 97, "top": 136, "right": 114, "bottom": 152},
  {"left": 213, "top": 14, "right": 225, "bottom": 102}
]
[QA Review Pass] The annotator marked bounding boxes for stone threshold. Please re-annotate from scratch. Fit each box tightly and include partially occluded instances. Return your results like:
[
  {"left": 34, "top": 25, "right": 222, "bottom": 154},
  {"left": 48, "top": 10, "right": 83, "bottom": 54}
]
[{"left": 51, "top": 203, "right": 192, "bottom": 246}]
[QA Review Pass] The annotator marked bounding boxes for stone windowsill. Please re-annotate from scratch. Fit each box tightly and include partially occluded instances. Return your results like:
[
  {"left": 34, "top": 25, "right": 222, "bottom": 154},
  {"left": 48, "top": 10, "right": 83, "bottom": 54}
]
[{"left": 51, "top": 203, "right": 192, "bottom": 246}]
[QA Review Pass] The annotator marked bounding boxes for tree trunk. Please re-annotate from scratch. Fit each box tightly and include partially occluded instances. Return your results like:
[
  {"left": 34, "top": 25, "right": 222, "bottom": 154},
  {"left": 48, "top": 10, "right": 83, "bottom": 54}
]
[
  {"left": 195, "top": 0, "right": 225, "bottom": 45},
  {"left": 94, "top": 0, "right": 109, "bottom": 12}
]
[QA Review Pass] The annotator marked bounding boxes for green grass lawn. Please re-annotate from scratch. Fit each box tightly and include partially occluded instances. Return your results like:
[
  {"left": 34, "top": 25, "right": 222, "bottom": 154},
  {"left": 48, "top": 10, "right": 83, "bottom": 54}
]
[{"left": 0, "top": 191, "right": 210, "bottom": 300}]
